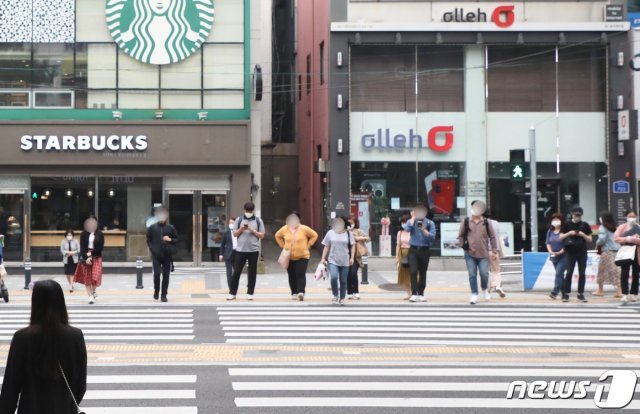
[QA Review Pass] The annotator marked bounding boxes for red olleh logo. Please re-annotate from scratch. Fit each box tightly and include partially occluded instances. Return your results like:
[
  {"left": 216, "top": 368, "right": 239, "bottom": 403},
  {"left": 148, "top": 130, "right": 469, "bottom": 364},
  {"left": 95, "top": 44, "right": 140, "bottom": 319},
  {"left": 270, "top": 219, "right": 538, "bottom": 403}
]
[
  {"left": 443, "top": 5, "right": 515, "bottom": 28},
  {"left": 361, "top": 126, "right": 454, "bottom": 153}
]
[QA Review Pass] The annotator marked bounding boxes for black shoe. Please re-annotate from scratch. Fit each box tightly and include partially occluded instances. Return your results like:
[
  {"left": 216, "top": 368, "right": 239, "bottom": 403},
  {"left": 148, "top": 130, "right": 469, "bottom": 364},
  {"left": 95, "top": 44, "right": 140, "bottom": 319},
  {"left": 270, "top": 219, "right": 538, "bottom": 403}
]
[
  {"left": 549, "top": 292, "right": 557, "bottom": 300},
  {"left": 161, "top": 296, "right": 168, "bottom": 303},
  {"left": 577, "top": 294, "right": 587, "bottom": 303},
  {"left": 562, "top": 294, "right": 570, "bottom": 302},
  {"left": 153, "top": 292, "right": 159, "bottom": 300}
]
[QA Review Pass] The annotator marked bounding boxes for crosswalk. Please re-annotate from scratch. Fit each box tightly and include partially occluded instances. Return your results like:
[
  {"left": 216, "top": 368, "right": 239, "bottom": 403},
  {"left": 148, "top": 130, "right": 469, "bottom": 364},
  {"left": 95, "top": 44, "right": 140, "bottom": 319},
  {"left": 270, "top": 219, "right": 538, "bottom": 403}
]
[
  {"left": 0, "top": 307, "right": 195, "bottom": 342},
  {"left": 230, "top": 365, "right": 640, "bottom": 410},
  {"left": 0, "top": 372, "right": 198, "bottom": 413},
  {"left": 217, "top": 305, "right": 640, "bottom": 348}
]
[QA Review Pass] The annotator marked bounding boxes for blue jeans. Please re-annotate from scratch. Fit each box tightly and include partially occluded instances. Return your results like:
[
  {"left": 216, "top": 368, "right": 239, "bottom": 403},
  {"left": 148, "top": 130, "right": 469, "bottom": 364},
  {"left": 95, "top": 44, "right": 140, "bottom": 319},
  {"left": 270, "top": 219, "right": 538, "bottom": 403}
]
[
  {"left": 329, "top": 263, "right": 350, "bottom": 299},
  {"left": 550, "top": 254, "right": 568, "bottom": 296},
  {"left": 464, "top": 253, "right": 489, "bottom": 294}
]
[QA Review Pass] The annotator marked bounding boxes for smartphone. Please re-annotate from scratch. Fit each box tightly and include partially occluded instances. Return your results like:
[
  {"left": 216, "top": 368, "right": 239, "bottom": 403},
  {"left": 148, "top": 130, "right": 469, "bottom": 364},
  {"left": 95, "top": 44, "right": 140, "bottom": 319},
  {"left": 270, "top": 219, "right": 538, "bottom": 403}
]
[
  {"left": 417, "top": 221, "right": 423, "bottom": 227},
  {"left": 244, "top": 223, "right": 249, "bottom": 228}
]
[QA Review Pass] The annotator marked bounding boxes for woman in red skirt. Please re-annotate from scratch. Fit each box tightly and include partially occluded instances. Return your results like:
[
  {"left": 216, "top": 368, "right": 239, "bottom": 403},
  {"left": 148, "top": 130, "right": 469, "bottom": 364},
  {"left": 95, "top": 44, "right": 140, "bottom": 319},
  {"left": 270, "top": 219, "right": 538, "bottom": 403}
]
[{"left": 74, "top": 217, "right": 104, "bottom": 304}]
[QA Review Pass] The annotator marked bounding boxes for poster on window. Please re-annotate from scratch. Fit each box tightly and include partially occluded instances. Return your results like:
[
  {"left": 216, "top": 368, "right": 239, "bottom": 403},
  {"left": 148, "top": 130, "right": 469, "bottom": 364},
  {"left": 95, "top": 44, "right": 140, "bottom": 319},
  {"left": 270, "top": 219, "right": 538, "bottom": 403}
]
[
  {"left": 207, "top": 207, "right": 226, "bottom": 248},
  {"left": 440, "top": 222, "right": 515, "bottom": 257}
]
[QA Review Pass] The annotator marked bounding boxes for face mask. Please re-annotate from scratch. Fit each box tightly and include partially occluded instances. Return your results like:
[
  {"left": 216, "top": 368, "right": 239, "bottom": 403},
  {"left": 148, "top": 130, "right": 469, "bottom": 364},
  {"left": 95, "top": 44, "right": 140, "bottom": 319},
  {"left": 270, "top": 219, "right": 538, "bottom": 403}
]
[
  {"left": 228, "top": 221, "right": 235, "bottom": 227},
  {"left": 287, "top": 219, "right": 300, "bottom": 228},
  {"left": 628, "top": 217, "right": 637, "bottom": 224},
  {"left": 333, "top": 223, "right": 345, "bottom": 232},
  {"left": 66, "top": 235, "right": 73, "bottom": 241},
  {"left": 551, "top": 220, "right": 561, "bottom": 227},
  {"left": 245, "top": 212, "right": 254, "bottom": 218},
  {"left": 472, "top": 209, "right": 483, "bottom": 217}
]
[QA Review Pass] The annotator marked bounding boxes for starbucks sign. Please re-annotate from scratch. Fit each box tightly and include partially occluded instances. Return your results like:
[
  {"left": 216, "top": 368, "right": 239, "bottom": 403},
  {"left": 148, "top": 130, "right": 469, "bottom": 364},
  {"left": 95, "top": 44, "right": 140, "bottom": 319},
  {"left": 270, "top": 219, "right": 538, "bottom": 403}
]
[{"left": 106, "top": 0, "right": 215, "bottom": 65}]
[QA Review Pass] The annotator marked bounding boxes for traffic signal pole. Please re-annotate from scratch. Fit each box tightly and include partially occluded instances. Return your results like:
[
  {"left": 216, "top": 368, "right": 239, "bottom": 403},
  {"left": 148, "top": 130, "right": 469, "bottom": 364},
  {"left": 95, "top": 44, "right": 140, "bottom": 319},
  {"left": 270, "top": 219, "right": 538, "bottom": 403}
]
[{"left": 529, "top": 126, "right": 538, "bottom": 252}]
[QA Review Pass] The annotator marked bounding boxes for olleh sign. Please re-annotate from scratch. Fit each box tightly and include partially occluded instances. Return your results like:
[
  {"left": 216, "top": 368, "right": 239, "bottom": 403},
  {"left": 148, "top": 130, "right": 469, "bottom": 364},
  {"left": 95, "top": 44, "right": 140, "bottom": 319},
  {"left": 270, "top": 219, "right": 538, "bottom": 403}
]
[
  {"left": 443, "top": 5, "right": 515, "bottom": 28},
  {"left": 361, "top": 126, "right": 454, "bottom": 153}
]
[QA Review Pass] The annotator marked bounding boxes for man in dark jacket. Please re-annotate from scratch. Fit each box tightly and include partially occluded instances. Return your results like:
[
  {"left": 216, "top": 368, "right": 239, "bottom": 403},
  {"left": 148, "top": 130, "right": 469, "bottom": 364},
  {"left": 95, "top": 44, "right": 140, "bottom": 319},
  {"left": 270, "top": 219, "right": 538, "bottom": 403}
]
[
  {"left": 146, "top": 205, "right": 178, "bottom": 302},
  {"left": 219, "top": 218, "right": 236, "bottom": 289}
]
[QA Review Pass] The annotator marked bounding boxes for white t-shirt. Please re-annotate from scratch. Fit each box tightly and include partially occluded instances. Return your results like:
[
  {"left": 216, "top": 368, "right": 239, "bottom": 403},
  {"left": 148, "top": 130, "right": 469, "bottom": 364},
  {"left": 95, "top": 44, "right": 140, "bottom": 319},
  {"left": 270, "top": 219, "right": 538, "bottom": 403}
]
[{"left": 88, "top": 233, "right": 95, "bottom": 249}]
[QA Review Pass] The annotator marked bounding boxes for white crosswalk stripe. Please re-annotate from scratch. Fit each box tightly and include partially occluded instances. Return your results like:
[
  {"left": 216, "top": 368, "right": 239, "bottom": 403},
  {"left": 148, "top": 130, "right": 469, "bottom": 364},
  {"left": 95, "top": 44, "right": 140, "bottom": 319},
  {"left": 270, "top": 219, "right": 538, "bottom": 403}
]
[
  {"left": 217, "top": 305, "right": 640, "bottom": 348},
  {"left": 229, "top": 366, "right": 640, "bottom": 410},
  {"left": 0, "top": 374, "right": 198, "bottom": 413},
  {"left": 0, "top": 308, "right": 195, "bottom": 342}
]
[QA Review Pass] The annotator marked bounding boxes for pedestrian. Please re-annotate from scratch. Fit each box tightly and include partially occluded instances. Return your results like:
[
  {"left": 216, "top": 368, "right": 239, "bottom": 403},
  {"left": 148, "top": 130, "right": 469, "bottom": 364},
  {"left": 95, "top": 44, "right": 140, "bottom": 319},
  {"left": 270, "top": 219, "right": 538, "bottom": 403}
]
[
  {"left": 484, "top": 209, "right": 506, "bottom": 298},
  {"left": 275, "top": 212, "right": 318, "bottom": 301},
  {"left": 593, "top": 211, "right": 621, "bottom": 298},
  {"left": 560, "top": 206, "right": 593, "bottom": 303},
  {"left": 219, "top": 218, "right": 237, "bottom": 292},
  {"left": 395, "top": 214, "right": 412, "bottom": 299},
  {"left": 546, "top": 213, "right": 567, "bottom": 300},
  {"left": 227, "top": 202, "right": 265, "bottom": 301},
  {"left": 321, "top": 216, "right": 356, "bottom": 305},
  {"left": 74, "top": 217, "right": 104, "bottom": 304},
  {"left": 458, "top": 200, "right": 498, "bottom": 305},
  {"left": 147, "top": 205, "right": 178, "bottom": 303},
  {"left": 0, "top": 280, "right": 87, "bottom": 414},
  {"left": 404, "top": 204, "right": 436, "bottom": 303},
  {"left": 614, "top": 209, "right": 640, "bottom": 304},
  {"left": 60, "top": 230, "right": 80, "bottom": 293},
  {"left": 347, "top": 217, "right": 370, "bottom": 300}
]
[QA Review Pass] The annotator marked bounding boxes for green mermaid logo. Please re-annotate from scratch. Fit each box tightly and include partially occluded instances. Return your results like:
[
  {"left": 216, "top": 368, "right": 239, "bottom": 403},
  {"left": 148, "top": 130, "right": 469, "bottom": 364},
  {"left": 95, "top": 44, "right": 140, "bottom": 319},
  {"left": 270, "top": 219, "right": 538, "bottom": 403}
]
[{"left": 106, "top": 0, "right": 215, "bottom": 65}]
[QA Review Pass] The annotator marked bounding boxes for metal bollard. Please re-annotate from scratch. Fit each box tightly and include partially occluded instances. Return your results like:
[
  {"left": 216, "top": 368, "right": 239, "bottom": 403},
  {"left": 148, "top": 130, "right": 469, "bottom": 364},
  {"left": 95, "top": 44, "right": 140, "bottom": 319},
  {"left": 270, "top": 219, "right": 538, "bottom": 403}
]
[
  {"left": 361, "top": 255, "right": 369, "bottom": 285},
  {"left": 135, "top": 257, "right": 144, "bottom": 289},
  {"left": 24, "top": 258, "right": 32, "bottom": 290}
]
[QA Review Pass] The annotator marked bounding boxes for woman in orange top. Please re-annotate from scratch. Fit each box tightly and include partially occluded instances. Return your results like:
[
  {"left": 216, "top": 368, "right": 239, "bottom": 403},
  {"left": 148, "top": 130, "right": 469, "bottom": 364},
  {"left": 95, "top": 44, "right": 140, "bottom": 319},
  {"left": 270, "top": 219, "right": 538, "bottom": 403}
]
[{"left": 275, "top": 212, "right": 319, "bottom": 301}]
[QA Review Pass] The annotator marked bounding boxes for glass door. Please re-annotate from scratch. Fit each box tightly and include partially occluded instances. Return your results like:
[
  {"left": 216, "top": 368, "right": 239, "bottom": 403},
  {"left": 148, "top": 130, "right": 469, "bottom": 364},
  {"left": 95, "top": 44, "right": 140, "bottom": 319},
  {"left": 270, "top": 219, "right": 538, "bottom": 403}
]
[
  {"left": 167, "top": 192, "right": 195, "bottom": 263},
  {"left": 200, "top": 192, "right": 228, "bottom": 266},
  {"left": 0, "top": 192, "right": 26, "bottom": 262}
]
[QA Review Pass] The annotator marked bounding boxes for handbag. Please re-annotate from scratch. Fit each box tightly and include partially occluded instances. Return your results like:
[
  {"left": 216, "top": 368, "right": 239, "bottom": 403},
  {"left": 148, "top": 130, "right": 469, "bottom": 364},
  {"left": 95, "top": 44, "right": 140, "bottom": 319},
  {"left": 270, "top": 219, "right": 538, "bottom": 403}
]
[
  {"left": 0, "top": 264, "right": 7, "bottom": 279},
  {"left": 59, "top": 363, "right": 85, "bottom": 414},
  {"left": 314, "top": 263, "right": 328, "bottom": 280},
  {"left": 278, "top": 227, "right": 299, "bottom": 270},
  {"left": 615, "top": 245, "right": 637, "bottom": 267}
]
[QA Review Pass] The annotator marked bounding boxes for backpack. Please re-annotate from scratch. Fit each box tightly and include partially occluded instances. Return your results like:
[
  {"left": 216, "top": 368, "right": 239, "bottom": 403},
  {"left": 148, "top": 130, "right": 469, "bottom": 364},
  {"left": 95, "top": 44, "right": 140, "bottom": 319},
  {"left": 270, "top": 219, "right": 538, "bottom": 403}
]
[
  {"left": 236, "top": 216, "right": 263, "bottom": 231},
  {"left": 462, "top": 217, "right": 493, "bottom": 251}
]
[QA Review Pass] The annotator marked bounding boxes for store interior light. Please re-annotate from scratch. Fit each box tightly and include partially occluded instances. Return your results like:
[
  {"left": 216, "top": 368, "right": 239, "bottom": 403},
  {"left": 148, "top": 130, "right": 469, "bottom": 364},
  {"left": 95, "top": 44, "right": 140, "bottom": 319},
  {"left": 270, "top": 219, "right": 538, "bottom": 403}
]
[
  {"left": 87, "top": 189, "right": 94, "bottom": 198},
  {"left": 44, "top": 189, "right": 51, "bottom": 197},
  {"left": 65, "top": 189, "right": 73, "bottom": 198},
  {"left": 108, "top": 189, "right": 115, "bottom": 198}
]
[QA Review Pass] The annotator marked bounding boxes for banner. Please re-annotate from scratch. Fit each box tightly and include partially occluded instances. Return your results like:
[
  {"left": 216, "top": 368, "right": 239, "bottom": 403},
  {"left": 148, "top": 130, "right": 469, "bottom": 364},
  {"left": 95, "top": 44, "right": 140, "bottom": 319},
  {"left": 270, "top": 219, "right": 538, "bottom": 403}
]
[
  {"left": 523, "top": 252, "right": 599, "bottom": 291},
  {"left": 440, "top": 222, "right": 514, "bottom": 257}
]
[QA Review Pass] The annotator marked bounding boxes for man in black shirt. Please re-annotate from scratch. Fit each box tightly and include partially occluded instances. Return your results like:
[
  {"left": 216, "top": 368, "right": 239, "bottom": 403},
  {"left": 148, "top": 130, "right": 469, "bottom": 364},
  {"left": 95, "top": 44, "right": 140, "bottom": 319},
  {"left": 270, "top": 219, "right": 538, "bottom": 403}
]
[
  {"left": 147, "top": 206, "right": 178, "bottom": 302},
  {"left": 560, "top": 206, "right": 593, "bottom": 302}
]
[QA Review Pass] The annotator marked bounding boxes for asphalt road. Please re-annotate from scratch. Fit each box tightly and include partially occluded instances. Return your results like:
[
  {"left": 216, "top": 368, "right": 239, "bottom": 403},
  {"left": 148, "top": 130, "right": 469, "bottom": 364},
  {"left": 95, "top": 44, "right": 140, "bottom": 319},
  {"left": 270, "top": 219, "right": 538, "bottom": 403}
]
[{"left": 0, "top": 303, "right": 638, "bottom": 413}]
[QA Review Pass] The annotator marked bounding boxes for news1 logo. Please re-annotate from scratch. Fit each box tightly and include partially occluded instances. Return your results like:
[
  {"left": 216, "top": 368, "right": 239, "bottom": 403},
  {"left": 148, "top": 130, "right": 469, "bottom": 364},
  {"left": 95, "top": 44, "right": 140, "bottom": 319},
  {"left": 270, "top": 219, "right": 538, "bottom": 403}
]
[
  {"left": 443, "top": 5, "right": 515, "bottom": 28},
  {"left": 506, "top": 370, "right": 638, "bottom": 409}
]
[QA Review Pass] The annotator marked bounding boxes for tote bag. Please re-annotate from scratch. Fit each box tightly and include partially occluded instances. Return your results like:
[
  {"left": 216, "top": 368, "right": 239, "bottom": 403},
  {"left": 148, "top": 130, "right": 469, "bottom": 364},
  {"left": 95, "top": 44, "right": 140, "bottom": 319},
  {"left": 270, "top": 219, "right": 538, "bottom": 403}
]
[
  {"left": 614, "top": 245, "right": 636, "bottom": 267},
  {"left": 278, "top": 228, "right": 299, "bottom": 270}
]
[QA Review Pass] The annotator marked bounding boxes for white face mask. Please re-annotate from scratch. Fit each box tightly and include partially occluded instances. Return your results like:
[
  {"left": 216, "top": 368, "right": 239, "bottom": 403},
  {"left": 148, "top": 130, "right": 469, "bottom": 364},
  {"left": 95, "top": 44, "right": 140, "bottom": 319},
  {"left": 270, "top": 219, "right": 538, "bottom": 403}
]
[
  {"left": 66, "top": 235, "right": 73, "bottom": 241},
  {"left": 228, "top": 221, "right": 235, "bottom": 228},
  {"left": 628, "top": 217, "right": 637, "bottom": 224},
  {"left": 551, "top": 220, "right": 561, "bottom": 227}
]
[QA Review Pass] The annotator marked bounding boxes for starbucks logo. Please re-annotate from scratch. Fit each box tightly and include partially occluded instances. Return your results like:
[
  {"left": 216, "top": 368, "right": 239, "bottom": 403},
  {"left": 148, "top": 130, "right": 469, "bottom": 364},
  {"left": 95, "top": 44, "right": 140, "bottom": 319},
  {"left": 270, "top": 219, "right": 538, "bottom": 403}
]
[{"left": 106, "top": 0, "right": 214, "bottom": 65}]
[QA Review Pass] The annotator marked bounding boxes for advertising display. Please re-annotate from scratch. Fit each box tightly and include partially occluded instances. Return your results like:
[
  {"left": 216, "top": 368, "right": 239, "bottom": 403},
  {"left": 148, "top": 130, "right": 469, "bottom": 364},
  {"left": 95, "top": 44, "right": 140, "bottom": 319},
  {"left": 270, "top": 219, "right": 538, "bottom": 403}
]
[
  {"left": 523, "top": 251, "right": 599, "bottom": 291},
  {"left": 441, "top": 222, "right": 514, "bottom": 257}
]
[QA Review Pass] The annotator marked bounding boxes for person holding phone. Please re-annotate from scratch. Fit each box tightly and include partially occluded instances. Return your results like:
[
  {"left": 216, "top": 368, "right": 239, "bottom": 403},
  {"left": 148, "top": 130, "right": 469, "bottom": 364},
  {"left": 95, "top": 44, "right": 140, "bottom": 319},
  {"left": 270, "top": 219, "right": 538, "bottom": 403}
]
[
  {"left": 560, "top": 206, "right": 592, "bottom": 303},
  {"left": 147, "top": 206, "right": 178, "bottom": 302},
  {"left": 403, "top": 204, "right": 436, "bottom": 303},
  {"left": 227, "top": 202, "right": 265, "bottom": 301}
]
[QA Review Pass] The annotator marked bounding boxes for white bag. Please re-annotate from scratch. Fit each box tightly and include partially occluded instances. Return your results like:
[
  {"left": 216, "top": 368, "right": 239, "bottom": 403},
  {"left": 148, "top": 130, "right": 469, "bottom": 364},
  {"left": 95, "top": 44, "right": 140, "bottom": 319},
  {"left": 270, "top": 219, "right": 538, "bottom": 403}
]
[
  {"left": 0, "top": 265, "right": 7, "bottom": 279},
  {"left": 314, "top": 263, "right": 328, "bottom": 280},
  {"left": 615, "top": 245, "right": 637, "bottom": 266}
]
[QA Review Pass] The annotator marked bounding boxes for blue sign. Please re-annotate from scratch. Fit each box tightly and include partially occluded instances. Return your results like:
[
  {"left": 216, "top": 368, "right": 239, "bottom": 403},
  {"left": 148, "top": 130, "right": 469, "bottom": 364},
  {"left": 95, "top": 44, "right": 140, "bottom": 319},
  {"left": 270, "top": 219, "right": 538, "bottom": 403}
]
[
  {"left": 613, "top": 180, "right": 631, "bottom": 194},
  {"left": 630, "top": 12, "right": 640, "bottom": 28}
]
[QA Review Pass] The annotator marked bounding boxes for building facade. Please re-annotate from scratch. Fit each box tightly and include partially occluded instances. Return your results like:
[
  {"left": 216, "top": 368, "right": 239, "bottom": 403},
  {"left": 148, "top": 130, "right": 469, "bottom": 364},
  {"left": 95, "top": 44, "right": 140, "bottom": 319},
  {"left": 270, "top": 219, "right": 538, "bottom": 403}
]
[
  {"left": 0, "top": 0, "right": 271, "bottom": 266},
  {"left": 323, "top": 0, "right": 634, "bottom": 256}
]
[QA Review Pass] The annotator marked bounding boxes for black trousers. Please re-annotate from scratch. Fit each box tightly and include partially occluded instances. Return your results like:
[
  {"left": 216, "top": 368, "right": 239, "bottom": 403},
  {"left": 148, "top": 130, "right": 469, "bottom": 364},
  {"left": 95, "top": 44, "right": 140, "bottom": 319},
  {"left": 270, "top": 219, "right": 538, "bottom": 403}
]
[
  {"left": 287, "top": 259, "right": 309, "bottom": 294},
  {"left": 620, "top": 260, "right": 640, "bottom": 295},
  {"left": 409, "top": 246, "right": 430, "bottom": 296},
  {"left": 229, "top": 251, "right": 259, "bottom": 295},
  {"left": 347, "top": 261, "right": 360, "bottom": 294},
  {"left": 563, "top": 249, "right": 588, "bottom": 295},
  {"left": 152, "top": 255, "right": 172, "bottom": 297}
]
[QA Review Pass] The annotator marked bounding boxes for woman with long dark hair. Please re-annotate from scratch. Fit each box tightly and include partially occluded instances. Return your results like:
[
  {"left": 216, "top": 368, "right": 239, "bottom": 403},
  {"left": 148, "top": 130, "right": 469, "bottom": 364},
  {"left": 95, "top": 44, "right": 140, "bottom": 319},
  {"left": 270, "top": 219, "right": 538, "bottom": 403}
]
[
  {"left": 0, "top": 280, "right": 87, "bottom": 413},
  {"left": 74, "top": 217, "right": 105, "bottom": 304},
  {"left": 594, "top": 211, "right": 621, "bottom": 298}
]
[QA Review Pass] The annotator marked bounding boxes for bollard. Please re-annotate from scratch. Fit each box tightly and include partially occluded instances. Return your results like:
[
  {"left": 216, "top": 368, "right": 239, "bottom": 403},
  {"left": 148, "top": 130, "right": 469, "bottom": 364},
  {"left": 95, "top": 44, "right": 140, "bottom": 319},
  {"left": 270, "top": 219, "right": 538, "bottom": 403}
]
[
  {"left": 135, "top": 257, "right": 144, "bottom": 289},
  {"left": 23, "top": 258, "right": 32, "bottom": 290},
  {"left": 361, "top": 255, "right": 369, "bottom": 285}
]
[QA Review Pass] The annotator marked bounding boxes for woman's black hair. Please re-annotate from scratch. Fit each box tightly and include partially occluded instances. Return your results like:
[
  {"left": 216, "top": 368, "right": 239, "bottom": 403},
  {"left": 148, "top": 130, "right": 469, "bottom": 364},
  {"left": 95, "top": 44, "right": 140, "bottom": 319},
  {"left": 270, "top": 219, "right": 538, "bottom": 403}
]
[
  {"left": 65, "top": 229, "right": 74, "bottom": 237},
  {"left": 600, "top": 211, "right": 617, "bottom": 233},
  {"left": 625, "top": 209, "right": 637, "bottom": 217},
  {"left": 29, "top": 280, "right": 69, "bottom": 378}
]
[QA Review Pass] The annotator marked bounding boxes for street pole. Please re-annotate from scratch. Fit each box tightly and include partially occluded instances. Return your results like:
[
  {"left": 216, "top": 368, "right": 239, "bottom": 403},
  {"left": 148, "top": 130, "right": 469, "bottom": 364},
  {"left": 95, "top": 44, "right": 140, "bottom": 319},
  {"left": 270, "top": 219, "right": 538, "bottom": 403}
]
[{"left": 529, "top": 126, "right": 538, "bottom": 252}]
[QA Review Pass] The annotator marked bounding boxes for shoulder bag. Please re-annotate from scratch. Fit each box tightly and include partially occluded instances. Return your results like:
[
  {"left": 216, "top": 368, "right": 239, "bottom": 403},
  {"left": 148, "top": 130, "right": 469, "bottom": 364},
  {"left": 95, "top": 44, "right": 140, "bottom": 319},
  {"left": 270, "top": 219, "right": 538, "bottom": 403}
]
[
  {"left": 59, "top": 363, "right": 85, "bottom": 414},
  {"left": 278, "top": 227, "right": 299, "bottom": 270},
  {"left": 615, "top": 245, "right": 637, "bottom": 267}
]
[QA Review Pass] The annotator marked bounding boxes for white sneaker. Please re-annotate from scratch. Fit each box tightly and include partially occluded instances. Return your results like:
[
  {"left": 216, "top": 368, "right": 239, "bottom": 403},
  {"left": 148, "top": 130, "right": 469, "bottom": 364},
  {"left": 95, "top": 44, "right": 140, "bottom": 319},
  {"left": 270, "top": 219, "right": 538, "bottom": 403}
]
[
  {"left": 339, "top": 298, "right": 345, "bottom": 306},
  {"left": 354, "top": 293, "right": 361, "bottom": 300},
  {"left": 622, "top": 295, "right": 629, "bottom": 304},
  {"left": 484, "top": 290, "right": 491, "bottom": 301},
  {"left": 418, "top": 295, "right": 426, "bottom": 302},
  {"left": 469, "top": 294, "right": 478, "bottom": 305},
  {"left": 348, "top": 294, "right": 354, "bottom": 300},
  {"left": 226, "top": 294, "right": 236, "bottom": 301},
  {"left": 631, "top": 295, "right": 638, "bottom": 302},
  {"left": 409, "top": 295, "right": 418, "bottom": 302},
  {"left": 247, "top": 295, "right": 254, "bottom": 301},
  {"left": 297, "top": 292, "right": 304, "bottom": 301},
  {"left": 291, "top": 294, "right": 297, "bottom": 300},
  {"left": 332, "top": 296, "right": 339, "bottom": 304},
  {"left": 88, "top": 296, "right": 94, "bottom": 304}
]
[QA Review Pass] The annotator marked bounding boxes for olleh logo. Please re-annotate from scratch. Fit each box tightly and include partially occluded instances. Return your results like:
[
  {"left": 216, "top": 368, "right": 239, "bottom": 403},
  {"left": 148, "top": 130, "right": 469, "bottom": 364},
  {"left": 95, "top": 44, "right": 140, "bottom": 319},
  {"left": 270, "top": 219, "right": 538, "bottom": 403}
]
[
  {"left": 106, "top": 0, "right": 215, "bottom": 65},
  {"left": 361, "top": 126, "right": 454, "bottom": 153},
  {"left": 443, "top": 5, "right": 515, "bottom": 28}
]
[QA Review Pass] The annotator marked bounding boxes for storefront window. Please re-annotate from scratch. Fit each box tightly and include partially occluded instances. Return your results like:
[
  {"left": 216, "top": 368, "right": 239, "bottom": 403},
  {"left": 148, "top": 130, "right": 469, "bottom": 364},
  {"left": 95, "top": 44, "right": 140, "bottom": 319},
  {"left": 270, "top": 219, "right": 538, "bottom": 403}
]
[
  {"left": 351, "top": 162, "right": 464, "bottom": 256},
  {"left": 0, "top": 44, "right": 31, "bottom": 90},
  {"left": 32, "top": 44, "right": 76, "bottom": 89}
]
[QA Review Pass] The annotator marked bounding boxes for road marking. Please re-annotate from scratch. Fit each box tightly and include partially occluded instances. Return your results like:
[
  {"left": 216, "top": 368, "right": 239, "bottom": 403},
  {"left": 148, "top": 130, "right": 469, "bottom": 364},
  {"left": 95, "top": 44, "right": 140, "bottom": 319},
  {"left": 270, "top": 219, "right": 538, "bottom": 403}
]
[
  {"left": 0, "top": 375, "right": 197, "bottom": 385},
  {"left": 0, "top": 309, "right": 193, "bottom": 314},
  {"left": 216, "top": 306, "right": 637, "bottom": 313},
  {"left": 218, "top": 311, "right": 640, "bottom": 318},
  {"left": 228, "top": 368, "right": 640, "bottom": 377},
  {"left": 85, "top": 408, "right": 197, "bottom": 414},
  {"left": 85, "top": 389, "right": 196, "bottom": 399},
  {"left": 234, "top": 397, "right": 640, "bottom": 409},
  {"left": 223, "top": 332, "right": 640, "bottom": 341},
  {"left": 222, "top": 326, "right": 640, "bottom": 335},
  {"left": 219, "top": 316, "right": 636, "bottom": 323},
  {"left": 219, "top": 321, "right": 636, "bottom": 328},
  {"left": 226, "top": 338, "right": 640, "bottom": 347}
]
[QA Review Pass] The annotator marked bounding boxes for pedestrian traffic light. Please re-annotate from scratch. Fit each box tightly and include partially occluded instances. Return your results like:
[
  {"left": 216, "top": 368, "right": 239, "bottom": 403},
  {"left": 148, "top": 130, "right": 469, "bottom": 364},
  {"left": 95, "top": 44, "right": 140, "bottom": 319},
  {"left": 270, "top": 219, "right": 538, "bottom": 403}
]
[{"left": 510, "top": 149, "right": 526, "bottom": 193}]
